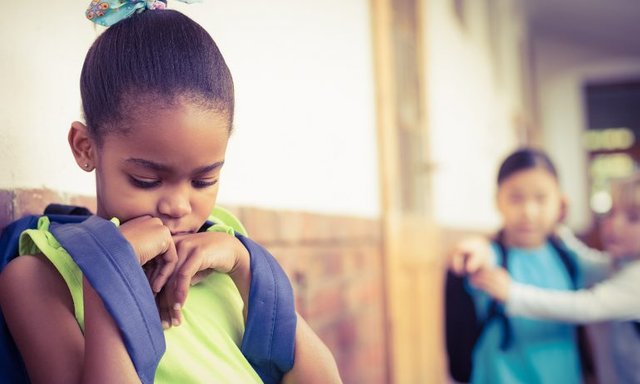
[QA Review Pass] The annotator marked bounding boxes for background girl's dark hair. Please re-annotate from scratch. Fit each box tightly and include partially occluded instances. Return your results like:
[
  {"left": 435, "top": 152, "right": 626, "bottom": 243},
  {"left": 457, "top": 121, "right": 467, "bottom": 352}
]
[
  {"left": 497, "top": 148, "right": 558, "bottom": 185},
  {"left": 80, "top": 9, "right": 234, "bottom": 141}
]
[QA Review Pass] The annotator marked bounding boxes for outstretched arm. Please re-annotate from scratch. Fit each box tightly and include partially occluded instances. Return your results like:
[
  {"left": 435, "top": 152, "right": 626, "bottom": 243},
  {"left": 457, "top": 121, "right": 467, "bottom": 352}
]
[
  {"left": 555, "top": 225, "right": 611, "bottom": 285},
  {"left": 471, "top": 263, "right": 640, "bottom": 323}
]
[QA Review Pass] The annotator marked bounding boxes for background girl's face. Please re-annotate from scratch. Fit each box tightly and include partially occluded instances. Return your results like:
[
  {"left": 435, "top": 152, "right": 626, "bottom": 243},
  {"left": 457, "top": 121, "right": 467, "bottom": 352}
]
[
  {"left": 496, "top": 168, "right": 563, "bottom": 248},
  {"left": 600, "top": 204, "right": 640, "bottom": 259},
  {"left": 93, "top": 101, "right": 230, "bottom": 234}
]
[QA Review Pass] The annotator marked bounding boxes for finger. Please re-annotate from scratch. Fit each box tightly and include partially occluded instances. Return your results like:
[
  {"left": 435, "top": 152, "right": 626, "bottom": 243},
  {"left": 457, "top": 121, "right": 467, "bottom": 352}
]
[
  {"left": 156, "top": 291, "right": 172, "bottom": 329},
  {"left": 190, "top": 270, "right": 210, "bottom": 286},
  {"left": 172, "top": 248, "right": 205, "bottom": 309},
  {"left": 449, "top": 250, "right": 466, "bottom": 275},
  {"left": 171, "top": 302, "right": 183, "bottom": 327},
  {"left": 152, "top": 240, "right": 179, "bottom": 293},
  {"left": 470, "top": 275, "right": 489, "bottom": 290},
  {"left": 464, "top": 252, "right": 487, "bottom": 274},
  {"left": 143, "top": 261, "right": 154, "bottom": 283}
]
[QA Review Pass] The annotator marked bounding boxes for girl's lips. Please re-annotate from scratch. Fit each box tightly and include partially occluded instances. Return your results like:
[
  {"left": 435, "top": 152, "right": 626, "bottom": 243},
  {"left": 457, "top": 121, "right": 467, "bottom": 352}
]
[{"left": 171, "top": 230, "right": 194, "bottom": 236}]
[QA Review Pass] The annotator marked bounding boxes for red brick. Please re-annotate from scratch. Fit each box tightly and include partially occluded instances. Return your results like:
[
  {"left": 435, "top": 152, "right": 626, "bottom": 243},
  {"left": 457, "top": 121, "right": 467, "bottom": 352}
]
[
  {"left": 347, "top": 275, "right": 384, "bottom": 312},
  {"left": 0, "top": 189, "right": 15, "bottom": 231},
  {"left": 305, "top": 281, "right": 347, "bottom": 320},
  {"left": 238, "top": 206, "right": 281, "bottom": 244},
  {"left": 13, "top": 188, "right": 64, "bottom": 218},
  {"left": 275, "top": 210, "right": 305, "bottom": 244}
]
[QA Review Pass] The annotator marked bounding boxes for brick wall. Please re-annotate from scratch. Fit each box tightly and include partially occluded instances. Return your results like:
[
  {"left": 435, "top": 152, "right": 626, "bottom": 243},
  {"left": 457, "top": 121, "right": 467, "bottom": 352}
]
[{"left": 0, "top": 189, "right": 388, "bottom": 384}]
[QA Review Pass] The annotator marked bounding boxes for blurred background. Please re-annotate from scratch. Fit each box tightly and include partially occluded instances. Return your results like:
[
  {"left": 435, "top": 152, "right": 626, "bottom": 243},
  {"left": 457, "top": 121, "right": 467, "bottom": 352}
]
[{"left": 1, "top": 0, "right": 640, "bottom": 383}]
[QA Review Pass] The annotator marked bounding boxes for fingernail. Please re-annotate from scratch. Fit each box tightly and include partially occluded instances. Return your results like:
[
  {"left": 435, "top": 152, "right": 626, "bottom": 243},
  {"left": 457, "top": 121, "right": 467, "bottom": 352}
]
[
  {"left": 172, "top": 317, "right": 181, "bottom": 327},
  {"left": 162, "top": 321, "right": 170, "bottom": 329},
  {"left": 173, "top": 303, "right": 182, "bottom": 311}
]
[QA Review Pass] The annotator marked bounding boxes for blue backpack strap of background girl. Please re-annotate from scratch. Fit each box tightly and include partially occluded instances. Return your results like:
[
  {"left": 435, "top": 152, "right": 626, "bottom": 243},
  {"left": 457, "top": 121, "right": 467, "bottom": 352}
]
[{"left": 49, "top": 216, "right": 164, "bottom": 384}]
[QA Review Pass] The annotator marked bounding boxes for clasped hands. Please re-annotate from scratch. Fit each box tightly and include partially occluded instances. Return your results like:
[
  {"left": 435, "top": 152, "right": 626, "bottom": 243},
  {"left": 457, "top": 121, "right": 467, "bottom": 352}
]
[{"left": 118, "top": 216, "right": 249, "bottom": 329}]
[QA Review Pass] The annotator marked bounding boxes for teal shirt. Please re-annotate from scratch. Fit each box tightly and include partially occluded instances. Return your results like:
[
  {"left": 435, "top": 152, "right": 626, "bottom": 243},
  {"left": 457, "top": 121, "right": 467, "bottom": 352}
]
[{"left": 467, "top": 242, "right": 582, "bottom": 384}]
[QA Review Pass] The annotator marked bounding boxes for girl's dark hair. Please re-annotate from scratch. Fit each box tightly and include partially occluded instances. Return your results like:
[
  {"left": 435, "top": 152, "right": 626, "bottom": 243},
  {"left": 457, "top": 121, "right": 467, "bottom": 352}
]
[
  {"left": 80, "top": 10, "right": 234, "bottom": 141},
  {"left": 497, "top": 148, "right": 558, "bottom": 185}
]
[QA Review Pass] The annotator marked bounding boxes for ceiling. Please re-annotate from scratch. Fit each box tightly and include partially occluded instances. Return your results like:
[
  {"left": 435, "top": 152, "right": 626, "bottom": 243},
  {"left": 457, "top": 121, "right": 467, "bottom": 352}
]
[{"left": 523, "top": 0, "right": 640, "bottom": 56}]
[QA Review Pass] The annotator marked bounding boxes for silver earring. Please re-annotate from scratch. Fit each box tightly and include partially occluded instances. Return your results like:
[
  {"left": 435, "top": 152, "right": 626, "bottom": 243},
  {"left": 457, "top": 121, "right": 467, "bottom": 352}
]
[{"left": 84, "top": 163, "right": 91, "bottom": 169}]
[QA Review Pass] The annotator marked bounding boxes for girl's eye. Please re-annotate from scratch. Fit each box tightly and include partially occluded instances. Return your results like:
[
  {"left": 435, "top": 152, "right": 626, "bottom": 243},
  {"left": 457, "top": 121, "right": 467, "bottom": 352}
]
[
  {"left": 129, "top": 176, "right": 161, "bottom": 189},
  {"left": 192, "top": 179, "right": 217, "bottom": 189},
  {"left": 627, "top": 212, "right": 640, "bottom": 223},
  {"left": 509, "top": 195, "right": 524, "bottom": 204}
]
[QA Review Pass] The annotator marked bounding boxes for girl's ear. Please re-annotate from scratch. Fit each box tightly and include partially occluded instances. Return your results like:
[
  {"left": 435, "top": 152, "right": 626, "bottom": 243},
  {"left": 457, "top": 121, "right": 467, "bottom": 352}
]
[
  {"left": 558, "top": 194, "right": 569, "bottom": 223},
  {"left": 68, "top": 121, "right": 96, "bottom": 172}
]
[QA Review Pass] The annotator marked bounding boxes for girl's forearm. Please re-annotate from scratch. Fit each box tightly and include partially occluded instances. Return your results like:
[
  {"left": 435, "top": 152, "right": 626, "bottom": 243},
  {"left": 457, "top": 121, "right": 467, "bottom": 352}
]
[
  {"left": 507, "top": 267, "right": 640, "bottom": 323},
  {"left": 82, "top": 278, "right": 140, "bottom": 383},
  {"left": 282, "top": 314, "right": 342, "bottom": 384}
]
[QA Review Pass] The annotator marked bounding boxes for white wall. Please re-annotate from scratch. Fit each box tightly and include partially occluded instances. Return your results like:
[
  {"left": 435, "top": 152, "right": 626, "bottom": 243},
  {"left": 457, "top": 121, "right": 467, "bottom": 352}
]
[
  {"left": 533, "top": 31, "right": 640, "bottom": 231},
  {"left": 0, "top": 1, "right": 379, "bottom": 218},
  {"left": 425, "top": 0, "right": 527, "bottom": 230}
]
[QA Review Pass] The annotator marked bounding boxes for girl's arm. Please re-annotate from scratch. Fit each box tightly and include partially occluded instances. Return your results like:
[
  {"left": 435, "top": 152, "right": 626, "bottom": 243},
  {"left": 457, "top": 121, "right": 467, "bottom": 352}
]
[
  {"left": 0, "top": 254, "right": 86, "bottom": 383},
  {"left": 282, "top": 314, "right": 343, "bottom": 384},
  {"left": 0, "top": 255, "right": 141, "bottom": 384},
  {"left": 555, "top": 225, "right": 612, "bottom": 285},
  {"left": 472, "top": 262, "right": 640, "bottom": 323},
  {"left": 0, "top": 217, "right": 177, "bottom": 383},
  {"left": 82, "top": 277, "right": 139, "bottom": 383}
]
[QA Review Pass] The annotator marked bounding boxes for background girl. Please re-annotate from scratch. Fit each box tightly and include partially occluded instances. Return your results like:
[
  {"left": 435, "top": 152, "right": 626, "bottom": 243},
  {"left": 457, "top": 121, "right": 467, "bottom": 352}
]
[
  {"left": 471, "top": 173, "right": 640, "bottom": 383},
  {"left": 450, "top": 148, "right": 583, "bottom": 384}
]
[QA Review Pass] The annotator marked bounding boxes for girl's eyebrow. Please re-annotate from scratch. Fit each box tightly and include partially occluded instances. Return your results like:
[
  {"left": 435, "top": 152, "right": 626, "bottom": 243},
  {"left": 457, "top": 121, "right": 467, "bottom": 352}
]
[
  {"left": 125, "top": 158, "right": 224, "bottom": 174},
  {"left": 193, "top": 161, "right": 225, "bottom": 175}
]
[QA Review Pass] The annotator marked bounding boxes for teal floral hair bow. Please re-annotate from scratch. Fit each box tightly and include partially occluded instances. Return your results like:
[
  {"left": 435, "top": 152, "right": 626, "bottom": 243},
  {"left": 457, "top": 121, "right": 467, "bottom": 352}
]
[{"left": 86, "top": 0, "right": 201, "bottom": 27}]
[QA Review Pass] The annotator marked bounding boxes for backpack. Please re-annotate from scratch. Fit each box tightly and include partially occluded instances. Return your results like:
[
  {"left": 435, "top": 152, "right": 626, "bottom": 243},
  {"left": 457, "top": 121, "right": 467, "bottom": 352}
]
[
  {"left": 0, "top": 204, "right": 296, "bottom": 384},
  {"left": 444, "top": 233, "right": 581, "bottom": 383}
]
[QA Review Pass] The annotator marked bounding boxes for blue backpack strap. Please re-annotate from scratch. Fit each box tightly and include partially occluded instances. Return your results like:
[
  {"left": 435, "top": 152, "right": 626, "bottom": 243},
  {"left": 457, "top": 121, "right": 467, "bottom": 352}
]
[
  {"left": 444, "top": 270, "right": 479, "bottom": 382},
  {"left": 1, "top": 216, "right": 40, "bottom": 269},
  {"left": 485, "top": 232, "right": 514, "bottom": 351},
  {"left": 49, "top": 216, "right": 164, "bottom": 384},
  {"left": 236, "top": 233, "right": 297, "bottom": 384},
  {"left": 548, "top": 236, "right": 579, "bottom": 288}
]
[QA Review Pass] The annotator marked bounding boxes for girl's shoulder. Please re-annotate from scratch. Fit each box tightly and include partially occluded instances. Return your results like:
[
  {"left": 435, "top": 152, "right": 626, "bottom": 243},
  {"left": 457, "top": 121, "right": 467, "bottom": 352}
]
[
  {"left": 2, "top": 215, "right": 84, "bottom": 328},
  {"left": 1, "top": 253, "right": 74, "bottom": 312}
]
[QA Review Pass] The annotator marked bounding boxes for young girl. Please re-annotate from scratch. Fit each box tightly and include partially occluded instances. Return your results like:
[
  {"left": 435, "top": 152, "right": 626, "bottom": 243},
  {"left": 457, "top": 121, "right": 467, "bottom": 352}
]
[
  {"left": 449, "top": 148, "right": 584, "bottom": 384},
  {"left": 0, "top": 4, "right": 341, "bottom": 384},
  {"left": 470, "top": 174, "right": 640, "bottom": 383}
]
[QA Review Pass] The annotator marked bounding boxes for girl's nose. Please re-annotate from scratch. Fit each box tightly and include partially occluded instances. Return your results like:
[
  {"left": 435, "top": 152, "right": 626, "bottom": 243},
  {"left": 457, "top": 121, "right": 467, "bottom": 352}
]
[
  {"left": 522, "top": 201, "right": 538, "bottom": 219},
  {"left": 158, "top": 188, "right": 192, "bottom": 219}
]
